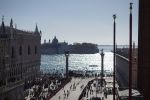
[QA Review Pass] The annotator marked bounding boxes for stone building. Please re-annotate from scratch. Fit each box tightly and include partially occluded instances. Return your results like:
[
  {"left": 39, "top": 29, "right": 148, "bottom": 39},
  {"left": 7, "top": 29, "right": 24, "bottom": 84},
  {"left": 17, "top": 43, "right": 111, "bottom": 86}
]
[
  {"left": 138, "top": 0, "right": 150, "bottom": 99},
  {"left": 0, "top": 18, "right": 41, "bottom": 100},
  {"left": 116, "top": 46, "right": 138, "bottom": 89},
  {"left": 41, "top": 36, "right": 68, "bottom": 54}
]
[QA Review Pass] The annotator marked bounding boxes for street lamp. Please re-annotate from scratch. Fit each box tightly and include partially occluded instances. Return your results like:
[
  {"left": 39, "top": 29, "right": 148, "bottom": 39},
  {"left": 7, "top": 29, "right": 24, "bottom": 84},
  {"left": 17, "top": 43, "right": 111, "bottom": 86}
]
[
  {"left": 65, "top": 51, "right": 69, "bottom": 78},
  {"left": 100, "top": 49, "right": 104, "bottom": 87}
]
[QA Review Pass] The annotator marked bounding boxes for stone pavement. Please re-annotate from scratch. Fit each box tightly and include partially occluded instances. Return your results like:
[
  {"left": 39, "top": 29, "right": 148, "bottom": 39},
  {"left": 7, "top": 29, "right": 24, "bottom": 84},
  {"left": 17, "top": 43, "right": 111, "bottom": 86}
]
[
  {"left": 81, "top": 77, "right": 116, "bottom": 100},
  {"left": 51, "top": 77, "right": 116, "bottom": 100},
  {"left": 50, "top": 77, "right": 94, "bottom": 100}
]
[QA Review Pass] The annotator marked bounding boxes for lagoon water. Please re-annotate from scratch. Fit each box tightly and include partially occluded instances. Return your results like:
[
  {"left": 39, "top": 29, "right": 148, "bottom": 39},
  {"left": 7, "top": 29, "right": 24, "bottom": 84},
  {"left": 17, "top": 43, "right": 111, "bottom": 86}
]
[
  {"left": 40, "top": 52, "right": 113, "bottom": 74},
  {"left": 40, "top": 45, "right": 126, "bottom": 74}
]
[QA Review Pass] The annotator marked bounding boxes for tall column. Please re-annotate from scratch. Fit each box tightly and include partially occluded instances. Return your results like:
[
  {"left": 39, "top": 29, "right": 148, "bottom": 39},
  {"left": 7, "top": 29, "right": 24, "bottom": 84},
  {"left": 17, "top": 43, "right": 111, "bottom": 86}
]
[
  {"left": 100, "top": 49, "right": 104, "bottom": 87},
  {"left": 113, "top": 14, "right": 116, "bottom": 100},
  {"left": 65, "top": 51, "right": 69, "bottom": 78},
  {"left": 129, "top": 2, "right": 133, "bottom": 100}
]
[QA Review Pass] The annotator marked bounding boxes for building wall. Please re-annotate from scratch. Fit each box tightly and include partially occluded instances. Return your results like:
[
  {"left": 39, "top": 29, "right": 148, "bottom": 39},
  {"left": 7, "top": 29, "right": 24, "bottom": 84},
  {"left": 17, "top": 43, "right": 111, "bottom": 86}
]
[
  {"left": 138, "top": 0, "right": 150, "bottom": 99},
  {"left": 1, "top": 31, "right": 41, "bottom": 82},
  {"left": 0, "top": 80, "right": 24, "bottom": 100},
  {"left": 132, "top": 48, "right": 138, "bottom": 88},
  {"left": 116, "top": 54, "right": 129, "bottom": 88},
  {"left": 0, "top": 25, "right": 41, "bottom": 100},
  {"left": 116, "top": 52, "right": 138, "bottom": 89}
]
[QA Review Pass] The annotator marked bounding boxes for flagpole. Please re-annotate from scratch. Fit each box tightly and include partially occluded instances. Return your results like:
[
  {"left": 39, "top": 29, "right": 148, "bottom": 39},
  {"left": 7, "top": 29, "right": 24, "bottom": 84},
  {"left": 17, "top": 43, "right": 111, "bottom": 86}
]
[
  {"left": 113, "top": 14, "right": 116, "bottom": 100},
  {"left": 129, "top": 2, "right": 133, "bottom": 100}
]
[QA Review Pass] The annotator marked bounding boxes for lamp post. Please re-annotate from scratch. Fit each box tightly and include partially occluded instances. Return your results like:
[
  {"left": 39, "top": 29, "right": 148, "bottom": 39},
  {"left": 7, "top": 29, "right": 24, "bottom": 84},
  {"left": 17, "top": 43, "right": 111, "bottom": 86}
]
[
  {"left": 100, "top": 49, "right": 104, "bottom": 87},
  {"left": 65, "top": 51, "right": 69, "bottom": 78},
  {"left": 113, "top": 14, "right": 116, "bottom": 100},
  {"left": 129, "top": 2, "right": 133, "bottom": 100}
]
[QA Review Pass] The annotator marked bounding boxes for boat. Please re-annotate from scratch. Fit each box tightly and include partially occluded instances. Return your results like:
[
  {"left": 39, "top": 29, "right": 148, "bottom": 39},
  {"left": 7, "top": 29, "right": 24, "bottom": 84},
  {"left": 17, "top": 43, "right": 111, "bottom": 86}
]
[{"left": 89, "top": 65, "right": 98, "bottom": 67}]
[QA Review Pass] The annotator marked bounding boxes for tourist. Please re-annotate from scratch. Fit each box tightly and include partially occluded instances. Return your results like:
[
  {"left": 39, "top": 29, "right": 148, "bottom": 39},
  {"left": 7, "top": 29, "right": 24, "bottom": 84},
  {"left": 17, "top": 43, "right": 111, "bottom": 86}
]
[
  {"left": 67, "top": 90, "right": 69, "bottom": 98},
  {"left": 70, "top": 84, "right": 72, "bottom": 90},
  {"left": 59, "top": 95, "right": 61, "bottom": 100},
  {"left": 64, "top": 90, "right": 66, "bottom": 97}
]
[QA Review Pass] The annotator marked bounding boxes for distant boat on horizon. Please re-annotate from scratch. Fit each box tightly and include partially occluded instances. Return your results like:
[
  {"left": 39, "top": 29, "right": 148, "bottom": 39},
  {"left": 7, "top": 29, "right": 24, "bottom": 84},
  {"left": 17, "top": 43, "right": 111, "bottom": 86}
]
[{"left": 89, "top": 65, "right": 98, "bottom": 67}]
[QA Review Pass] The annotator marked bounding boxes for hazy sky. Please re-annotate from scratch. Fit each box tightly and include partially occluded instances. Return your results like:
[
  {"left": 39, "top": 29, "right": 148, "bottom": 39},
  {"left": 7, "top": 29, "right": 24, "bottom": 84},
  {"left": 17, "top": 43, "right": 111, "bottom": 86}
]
[{"left": 0, "top": 0, "right": 138, "bottom": 45}]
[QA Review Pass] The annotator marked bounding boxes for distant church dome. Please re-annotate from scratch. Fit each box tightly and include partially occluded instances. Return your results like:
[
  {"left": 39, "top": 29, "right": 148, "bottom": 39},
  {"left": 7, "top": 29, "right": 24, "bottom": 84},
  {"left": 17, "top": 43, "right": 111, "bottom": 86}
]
[{"left": 52, "top": 36, "right": 58, "bottom": 46}]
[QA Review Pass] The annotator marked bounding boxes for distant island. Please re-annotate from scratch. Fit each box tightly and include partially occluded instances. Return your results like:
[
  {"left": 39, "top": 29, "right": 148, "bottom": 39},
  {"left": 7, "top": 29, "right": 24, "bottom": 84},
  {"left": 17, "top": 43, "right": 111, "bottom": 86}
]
[{"left": 41, "top": 36, "right": 99, "bottom": 54}]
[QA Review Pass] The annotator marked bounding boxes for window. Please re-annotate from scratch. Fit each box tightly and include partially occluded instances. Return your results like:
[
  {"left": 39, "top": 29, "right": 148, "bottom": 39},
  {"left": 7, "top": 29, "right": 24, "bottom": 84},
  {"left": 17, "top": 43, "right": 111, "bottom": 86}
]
[
  {"left": 11, "top": 47, "right": 15, "bottom": 58},
  {"left": 35, "top": 46, "right": 37, "bottom": 54},
  {"left": 19, "top": 46, "right": 22, "bottom": 56},
  {"left": 28, "top": 45, "right": 31, "bottom": 55}
]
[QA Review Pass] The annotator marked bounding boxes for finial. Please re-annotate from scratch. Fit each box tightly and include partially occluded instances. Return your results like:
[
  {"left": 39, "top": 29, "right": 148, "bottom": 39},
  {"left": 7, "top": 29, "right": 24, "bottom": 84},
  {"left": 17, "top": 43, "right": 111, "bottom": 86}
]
[
  {"left": 35, "top": 23, "right": 39, "bottom": 33},
  {"left": 130, "top": 2, "right": 133, "bottom": 13},
  {"left": 130, "top": 2, "right": 133, "bottom": 10},
  {"left": 10, "top": 18, "right": 13, "bottom": 28},
  {"left": 1, "top": 15, "right": 5, "bottom": 33},
  {"left": 113, "top": 14, "right": 116, "bottom": 20}
]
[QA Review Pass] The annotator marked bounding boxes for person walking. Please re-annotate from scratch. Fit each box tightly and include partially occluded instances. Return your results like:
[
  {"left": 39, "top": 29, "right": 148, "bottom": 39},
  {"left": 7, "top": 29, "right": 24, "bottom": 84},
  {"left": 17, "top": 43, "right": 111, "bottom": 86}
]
[{"left": 59, "top": 95, "right": 61, "bottom": 100}]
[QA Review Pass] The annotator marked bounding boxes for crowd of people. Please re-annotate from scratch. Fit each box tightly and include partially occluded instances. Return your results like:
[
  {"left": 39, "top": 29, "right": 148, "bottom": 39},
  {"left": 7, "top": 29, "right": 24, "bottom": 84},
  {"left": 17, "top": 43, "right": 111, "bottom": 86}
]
[
  {"left": 79, "top": 78, "right": 112, "bottom": 100},
  {"left": 24, "top": 74, "right": 71, "bottom": 100}
]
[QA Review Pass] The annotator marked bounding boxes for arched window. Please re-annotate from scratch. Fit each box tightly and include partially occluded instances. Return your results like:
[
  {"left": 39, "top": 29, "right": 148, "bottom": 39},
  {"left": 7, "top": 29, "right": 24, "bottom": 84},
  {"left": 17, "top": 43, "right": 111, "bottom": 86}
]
[
  {"left": 11, "top": 47, "right": 15, "bottom": 58},
  {"left": 28, "top": 45, "right": 31, "bottom": 55},
  {"left": 35, "top": 46, "right": 37, "bottom": 54},
  {"left": 19, "top": 46, "right": 22, "bottom": 56}
]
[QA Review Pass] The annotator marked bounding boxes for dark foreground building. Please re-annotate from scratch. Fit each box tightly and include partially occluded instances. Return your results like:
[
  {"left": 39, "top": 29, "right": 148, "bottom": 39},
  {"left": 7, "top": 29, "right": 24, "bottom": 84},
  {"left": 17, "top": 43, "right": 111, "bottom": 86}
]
[
  {"left": 138, "top": 0, "right": 150, "bottom": 100},
  {"left": 0, "top": 18, "right": 41, "bottom": 100}
]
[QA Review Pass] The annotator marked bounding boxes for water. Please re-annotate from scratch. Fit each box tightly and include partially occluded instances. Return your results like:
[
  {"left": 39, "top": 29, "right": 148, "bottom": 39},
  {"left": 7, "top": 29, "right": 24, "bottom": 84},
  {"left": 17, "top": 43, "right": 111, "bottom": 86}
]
[
  {"left": 98, "top": 45, "right": 129, "bottom": 52},
  {"left": 40, "top": 45, "right": 117, "bottom": 75},
  {"left": 40, "top": 52, "right": 113, "bottom": 75}
]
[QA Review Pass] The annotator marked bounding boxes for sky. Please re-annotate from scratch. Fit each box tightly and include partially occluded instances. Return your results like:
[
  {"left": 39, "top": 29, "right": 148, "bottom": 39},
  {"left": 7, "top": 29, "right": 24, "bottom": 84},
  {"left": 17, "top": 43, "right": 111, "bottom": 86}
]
[{"left": 0, "top": 0, "right": 139, "bottom": 45}]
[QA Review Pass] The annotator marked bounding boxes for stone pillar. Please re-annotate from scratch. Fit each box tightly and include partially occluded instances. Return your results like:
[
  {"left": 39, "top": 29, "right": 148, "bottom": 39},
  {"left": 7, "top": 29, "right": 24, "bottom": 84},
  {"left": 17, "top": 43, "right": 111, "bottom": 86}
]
[
  {"left": 100, "top": 49, "right": 104, "bottom": 87},
  {"left": 65, "top": 51, "right": 69, "bottom": 78}
]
